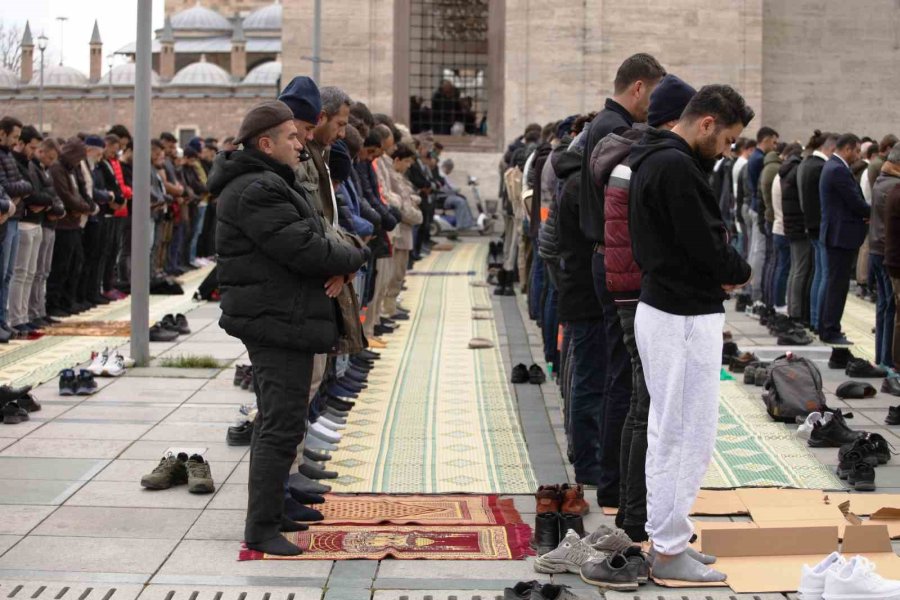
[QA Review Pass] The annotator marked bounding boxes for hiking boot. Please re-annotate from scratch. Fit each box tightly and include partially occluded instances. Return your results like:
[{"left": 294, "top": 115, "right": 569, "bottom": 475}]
[
  {"left": 534, "top": 530, "right": 604, "bottom": 574},
  {"left": 808, "top": 410, "right": 865, "bottom": 448},
  {"left": 175, "top": 314, "right": 191, "bottom": 334},
  {"left": 887, "top": 406, "right": 900, "bottom": 426},
  {"left": 141, "top": 452, "right": 189, "bottom": 489},
  {"left": 848, "top": 461, "right": 876, "bottom": 491},
  {"left": 535, "top": 484, "right": 561, "bottom": 514},
  {"left": 846, "top": 359, "right": 888, "bottom": 379},
  {"left": 579, "top": 552, "right": 640, "bottom": 591},
  {"left": 510, "top": 364, "right": 528, "bottom": 383},
  {"left": 76, "top": 370, "right": 98, "bottom": 395},
  {"left": 2, "top": 401, "right": 29, "bottom": 425},
  {"left": 560, "top": 513, "right": 585, "bottom": 538},
  {"left": 59, "top": 369, "right": 78, "bottom": 396},
  {"left": 560, "top": 483, "right": 590, "bottom": 516},
  {"left": 529, "top": 364, "right": 547, "bottom": 384},
  {"left": 533, "top": 512, "right": 562, "bottom": 556},
  {"left": 16, "top": 393, "right": 41, "bottom": 413},
  {"left": 829, "top": 347, "right": 855, "bottom": 370},
  {"left": 226, "top": 421, "right": 252, "bottom": 446},
  {"left": 186, "top": 454, "right": 215, "bottom": 493}
]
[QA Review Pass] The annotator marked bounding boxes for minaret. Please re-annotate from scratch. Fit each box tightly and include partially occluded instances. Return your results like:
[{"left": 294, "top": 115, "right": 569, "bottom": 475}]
[
  {"left": 159, "top": 15, "right": 175, "bottom": 80},
  {"left": 20, "top": 21, "right": 33, "bottom": 84},
  {"left": 89, "top": 20, "right": 102, "bottom": 83},
  {"left": 230, "top": 15, "right": 246, "bottom": 79}
]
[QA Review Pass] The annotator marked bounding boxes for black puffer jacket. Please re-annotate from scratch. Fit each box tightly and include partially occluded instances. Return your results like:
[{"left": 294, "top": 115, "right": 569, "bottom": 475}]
[
  {"left": 538, "top": 144, "right": 568, "bottom": 266},
  {"left": 210, "top": 149, "right": 368, "bottom": 353},
  {"left": 779, "top": 155, "right": 805, "bottom": 240}
]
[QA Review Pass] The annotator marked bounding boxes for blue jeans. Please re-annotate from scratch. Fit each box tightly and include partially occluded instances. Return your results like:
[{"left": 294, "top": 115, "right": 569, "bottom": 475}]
[
  {"left": 871, "top": 254, "right": 895, "bottom": 366},
  {"left": 773, "top": 234, "right": 791, "bottom": 307},
  {"left": 189, "top": 204, "right": 208, "bottom": 264},
  {"left": 566, "top": 319, "right": 606, "bottom": 485},
  {"left": 444, "top": 194, "right": 475, "bottom": 230},
  {"left": 810, "top": 238, "right": 828, "bottom": 330},
  {"left": 0, "top": 219, "right": 20, "bottom": 324}
]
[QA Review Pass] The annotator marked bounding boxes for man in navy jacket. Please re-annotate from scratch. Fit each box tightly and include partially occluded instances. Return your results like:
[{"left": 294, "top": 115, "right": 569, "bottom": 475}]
[{"left": 819, "top": 133, "right": 868, "bottom": 344}]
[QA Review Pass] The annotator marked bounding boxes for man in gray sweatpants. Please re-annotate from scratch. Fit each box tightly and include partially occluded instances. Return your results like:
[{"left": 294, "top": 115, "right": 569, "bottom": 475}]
[{"left": 628, "top": 85, "right": 753, "bottom": 583}]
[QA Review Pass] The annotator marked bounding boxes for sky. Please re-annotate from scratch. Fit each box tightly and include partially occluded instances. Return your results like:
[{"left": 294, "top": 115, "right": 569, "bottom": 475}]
[{"left": 2, "top": 0, "right": 166, "bottom": 75}]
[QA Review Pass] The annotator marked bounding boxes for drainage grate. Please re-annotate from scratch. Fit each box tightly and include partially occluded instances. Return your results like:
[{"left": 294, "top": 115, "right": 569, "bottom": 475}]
[
  {"left": 604, "top": 592, "right": 789, "bottom": 600},
  {"left": 0, "top": 583, "right": 142, "bottom": 600},
  {"left": 136, "top": 587, "right": 321, "bottom": 600}
]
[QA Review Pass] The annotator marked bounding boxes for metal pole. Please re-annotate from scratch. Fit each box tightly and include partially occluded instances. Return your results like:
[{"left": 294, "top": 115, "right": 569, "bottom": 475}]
[
  {"left": 312, "top": 0, "right": 321, "bottom": 83},
  {"left": 56, "top": 17, "right": 67, "bottom": 66},
  {"left": 107, "top": 57, "right": 113, "bottom": 126},
  {"left": 131, "top": 0, "right": 152, "bottom": 365},
  {"left": 38, "top": 50, "right": 44, "bottom": 133}
]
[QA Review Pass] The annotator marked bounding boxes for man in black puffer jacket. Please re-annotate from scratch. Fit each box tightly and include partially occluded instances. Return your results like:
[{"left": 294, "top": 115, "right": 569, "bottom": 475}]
[
  {"left": 211, "top": 101, "right": 368, "bottom": 556},
  {"left": 779, "top": 152, "right": 808, "bottom": 323}
]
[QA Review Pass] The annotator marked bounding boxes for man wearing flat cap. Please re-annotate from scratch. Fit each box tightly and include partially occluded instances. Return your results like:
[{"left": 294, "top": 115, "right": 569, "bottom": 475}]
[{"left": 210, "top": 100, "right": 369, "bottom": 556}]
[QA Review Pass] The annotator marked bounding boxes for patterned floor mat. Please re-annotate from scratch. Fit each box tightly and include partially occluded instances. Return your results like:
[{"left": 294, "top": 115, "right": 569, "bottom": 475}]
[
  {"left": 703, "top": 380, "right": 843, "bottom": 489},
  {"left": 312, "top": 494, "right": 523, "bottom": 525},
  {"left": 842, "top": 294, "right": 877, "bottom": 362},
  {"left": 327, "top": 242, "right": 537, "bottom": 494}
]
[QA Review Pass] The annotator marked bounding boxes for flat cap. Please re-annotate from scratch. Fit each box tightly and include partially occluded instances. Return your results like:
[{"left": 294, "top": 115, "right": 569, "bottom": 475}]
[{"left": 235, "top": 100, "right": 294, "bottom": 146}]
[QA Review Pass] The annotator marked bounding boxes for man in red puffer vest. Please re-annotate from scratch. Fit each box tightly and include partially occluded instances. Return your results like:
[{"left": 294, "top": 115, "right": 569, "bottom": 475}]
[{"left": 588, "top": 74, "right": 696, "bottom": 543}]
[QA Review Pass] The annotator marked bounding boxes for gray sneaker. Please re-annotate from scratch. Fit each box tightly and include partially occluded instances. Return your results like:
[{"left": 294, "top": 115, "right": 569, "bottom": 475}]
[
  {"left": 623, "top": 546, "right": 651, "bottom": 583},
  {"left": 186, "top": 454, "right": 215, "bottom": 494},
  {"left": 580, "top": 552, "right": 640, "bottom": 591},
  {"left": 586, "top": 527, "right": 634, "bottom": 555},
  {"left": 141, "top": 452, "right": 188, "bottom": 490},
  {"left": 534, "top": 529, "right": 604, "bottom": 574}
]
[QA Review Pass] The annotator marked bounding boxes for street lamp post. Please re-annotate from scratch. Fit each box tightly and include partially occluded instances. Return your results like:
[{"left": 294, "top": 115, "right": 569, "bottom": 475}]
[
  {"left": 55, "top": 16, "right": 67, "bottom": 65},
  {"left": 37, "top": 33, "right": 48, "bottom": 134}
]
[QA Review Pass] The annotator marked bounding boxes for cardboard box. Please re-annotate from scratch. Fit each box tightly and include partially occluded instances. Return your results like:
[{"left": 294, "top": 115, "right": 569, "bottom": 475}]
[{"left": 605, "top": 489, "right": 750, "bottom": 517}]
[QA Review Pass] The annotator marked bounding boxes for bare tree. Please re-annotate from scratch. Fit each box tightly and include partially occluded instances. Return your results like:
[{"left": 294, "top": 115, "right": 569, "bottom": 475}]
[{"left": 0, "top": 21, "right": 22, "bottom": 73}]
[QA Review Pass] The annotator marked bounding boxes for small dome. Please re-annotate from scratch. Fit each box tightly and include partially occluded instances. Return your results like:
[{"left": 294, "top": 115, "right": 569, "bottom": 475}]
[
  {"left": 0, "top": 66, "right": 18, "bottom": 89},
  {"left": 29, "top": 64, "right": 89, "bottom": 88},
  {"left": 244, "top": 2, "right": 282, "bottom": 30},
  {"left": 170, "top": 3, "right": 232, "bottom": 32},
  {"left": 170, "top": 57, "right": 232, "bottom": 86},
  {"left": 105, "top": 62, "right": 161, "bottom": 87},
  {"left": 242, "top": 60, "right": 280, "bottom": 86}
]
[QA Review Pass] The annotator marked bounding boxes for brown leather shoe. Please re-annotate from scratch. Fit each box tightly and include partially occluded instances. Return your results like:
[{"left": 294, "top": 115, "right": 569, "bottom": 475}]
[
  {"left": 535, "top": 484, "right": 562, "bottom": 514},
  {"left": 560, "top": 483, "right": 590, "bottom": 515},
  {"left": 729, "top": 351, "right": 759, "bottom": 373}
]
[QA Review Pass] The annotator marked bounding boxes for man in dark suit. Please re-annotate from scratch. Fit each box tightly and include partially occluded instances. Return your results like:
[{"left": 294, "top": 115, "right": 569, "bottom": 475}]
[{"left": 819, "top": 133, "right": 868, "bottom": 344}]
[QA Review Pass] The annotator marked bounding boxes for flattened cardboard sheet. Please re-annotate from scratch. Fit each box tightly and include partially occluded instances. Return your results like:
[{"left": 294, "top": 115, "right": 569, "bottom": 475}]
[
  {"left": 844, "top": 493, "right": 900, "bottom": 516},
  {"left": 609, "top": 489, "right": 750, "bottom": 518},
  {"left": 749, "top": 504, "right": 850, "bottom": 537}
]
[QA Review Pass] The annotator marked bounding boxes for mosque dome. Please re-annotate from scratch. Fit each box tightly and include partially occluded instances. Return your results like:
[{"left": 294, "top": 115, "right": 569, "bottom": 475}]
[
  {"left": 242, "top": 60, "right": 281, "bottom": 86},
  {"left": 170, "top": 55, "right": 232, "bottom": 86},
  {"left": 104, "top": 62, "right": 161, "bottom": 87},
  {"left": 170, "top": 2, "right": 232, "bottom": 32},
  {"left": 29, "top": 64, "right": 89, "bottom": 88},
  {"left": 244, "top": 2, "right": 282, "bottom": 31}
]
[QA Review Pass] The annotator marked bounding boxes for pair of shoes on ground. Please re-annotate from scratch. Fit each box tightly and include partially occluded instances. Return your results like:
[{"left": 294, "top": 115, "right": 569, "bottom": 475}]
[
  {"left": 1, "top": 384, "right": 41, "bottom": 424},
  {"left": 835, "top": 433, "right": 894, "bottom": 491},
  {"left": 535, "top": 484, "right": 589, "bottom": 516},
  {"left": 534, "top": 526, "right": 648, "bottom": 591},
  {"left": 233, "top": 364, "right": 254, "bottom": 390},
  {"left": 800, "top": 552, "right": 900, "bottom": 599},
  {"left": 742, "top": 361, "right": 770, "bottom": 386},
  {"left": 86, "top": 347, "right": 132, "bottom": 378},
  {"left": 729, "top": 352, "right": 759, "bottom": 373},
  {"left": 503, "top": 581, "right": 582, "bottom": 599},
  {"left": 58, "top": 368, "right": 98, "bottom": 396},
  {"left": 149, "top": 313, "right": 190, "bottom": 342},
  {"left": 512, "top": 363, "right": 546, "bottom": 384},
  {"left": 140, "top": 452, "right": 215, "bottom": 494}
]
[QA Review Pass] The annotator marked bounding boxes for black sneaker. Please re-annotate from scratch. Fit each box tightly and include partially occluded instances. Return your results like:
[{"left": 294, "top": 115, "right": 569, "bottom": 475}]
[
  {"left": 887, "top": 406, "right": 900, "bottom": 426},
  {"left": 17, "top": 393, "right": 41, "bottom": 413},
  {"left": 233, "top": 364, "right": 250, "bottom": 386},
  {"left": 528, "top": 364, "right": 546, "bottom": 385},
  {"left": 511, "top": 363, "right": 528, "bottom": 383},
  {"left": 837, "top": 447, "right": 870, "bottom": 480},
  {"left": 160, "top": 314, "right": 180, "bottom": 333},
  {"left": 838, "top": 437, "right": 880, "bottom": 469},
  {"left": 175, "top": 314, "right": 191, "bottom": 334},
  {"left": 808, "top": 410, "right": 865, "bottom": 448},
  {"left": 848, "top": 461, "right": 876, "bottom": 491},
  {"left": 0, "top": 384, "right": 32, "bottom": 403},
  {"left": 226, "top": 421, "right": 252, "bottom": 446},
  {"left": 59, "top": 369, "right": 78, "bottom": 396},
  {"left": 829, "top": 347, "right": 855, "bottom": 370},
  {"left": 865, "top": 433, "right": 896, "bottom": 464},
  {"left": 149, "top": 322, "right": 179, "bottom": 342},
  {"left": 76, "top": 370, "right": 98, "bottom": 395},
  {"left": 846, "top": 359, "right": 888, "bottom": 379},
  {"left": 2, "top": 401, "right": 29, "bottom": 425}
]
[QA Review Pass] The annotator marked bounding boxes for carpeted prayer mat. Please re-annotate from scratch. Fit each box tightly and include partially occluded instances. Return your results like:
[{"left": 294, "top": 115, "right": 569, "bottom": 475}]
[
  {"left": 703, "top": 380, "right": 842, "bottom": 489},
  {"left": 842, "top": 294, "right": 877, "bottom": 363},
  {"left": 327, "top": 242, "right": 537, "bottom": 494},
  {"left": 238, "top": 524, "right": 534, "bottom": 561},
  {"left": 43, "top": 321, "right": 132, "bottom": 337},
  {"left": 313, "top": 494, "right": 522, "bottom": 525}
]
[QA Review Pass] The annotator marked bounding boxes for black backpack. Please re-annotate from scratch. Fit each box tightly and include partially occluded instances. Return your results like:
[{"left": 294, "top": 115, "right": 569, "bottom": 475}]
[{"left": 762, "top": 353, "right": 827, "bottom": 423}]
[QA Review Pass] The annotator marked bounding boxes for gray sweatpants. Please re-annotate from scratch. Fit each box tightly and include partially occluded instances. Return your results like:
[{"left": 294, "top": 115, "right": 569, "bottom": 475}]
[
  {"left": 747, "top": 210, "right": 766, "bottom": 302},
  {"left": 635, "top": 302, "right": 724, "bottom": 555},
  {"left": 9, "top": 225, "right": 42, "bottom": 327},
  {"left": 28, "top": 227, "right": 54, "bottom": 322}
]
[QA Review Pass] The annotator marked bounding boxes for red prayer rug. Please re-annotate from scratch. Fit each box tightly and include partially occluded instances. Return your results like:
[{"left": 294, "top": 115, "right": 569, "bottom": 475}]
[
  {"left": 312, "top": 494, "right": 523, "bottom": 526},
  {"left": 238, "top": 524, "right": 534, "bottom": 561}
]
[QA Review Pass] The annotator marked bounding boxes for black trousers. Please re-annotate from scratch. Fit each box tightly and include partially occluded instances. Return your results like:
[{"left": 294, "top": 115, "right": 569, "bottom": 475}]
[
  {"left": 616, "top": 304, "right": 651, "bottom": 541},
  {"left": 46, "top": 229, "right": 83, "bottom": 311},
  {"left": 100, "top": 216, "right": 122, "bottom": 293},
  {"left": 245, "top": 344, "right": 313, "bottom": 544},
  {"left": 820, "top": 246, "right": 856, "bottom": 341},
  {"left": 78, "top": 220, "right": 102, "bottom": 303}
]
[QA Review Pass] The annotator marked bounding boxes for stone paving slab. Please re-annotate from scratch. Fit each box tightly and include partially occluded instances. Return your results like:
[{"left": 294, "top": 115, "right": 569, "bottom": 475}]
[{"left": 31, "top": 506, "right": 201, "bottom": 539}]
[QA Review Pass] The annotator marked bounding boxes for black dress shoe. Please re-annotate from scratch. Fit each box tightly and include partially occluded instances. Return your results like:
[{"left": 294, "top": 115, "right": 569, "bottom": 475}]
[
  {"left": 373, "top": 324, "right": 394, "bottom": 337},
  {"left": 836, "top": 381, "right": 877, "bottom": 399},
  {"left": 0, "top": 327, "right": 10, "bottom": 344},
  {"left": 883, "top": 378, "right": 900, "bottom": 397},
  {"left": 0, "top": 384, "right": 32, "bottom": 403},
  {"left": 828, "top": 347, "right": 855, "bottom": 369},
  {"left": 823, "top": 334, "right": 853, "bottom": 346},
  {"left": 16, "top": 393, "right": 41, "bottom": 413},
  {"left": 533, "top": 512, "right": 562, "bottom": 555},
  {"left": 47, "top": 307, "right": 71, "bottom": 318},
  {"left": 887, "top": 406, "right": 900, "bottom": 425},
  {"left": 149, "top": 323, "right": 179, "bottom": 342},
  {"left": 808, "top": 409, "right": 866, "bottom": 447},
  {"left": 298, "top": 462, "right": 339, "bottom": 480},
  {"left": 327, "top": 397, "right": 355, "bottom": 411},
  {"left": 359, "top": 349, "right": 381, "bottom": 361},
  {"left": 510, "top": 363, "right": 528, "bottom": 384},
  {"left": 226, "top": 421, "right": 252, "bottom": 446},
  {"left": 846, "top": 359, "right": 888, "bottom": 378},
  {"left": 528, "top": 364, "right": 546, "bottom": 384}
]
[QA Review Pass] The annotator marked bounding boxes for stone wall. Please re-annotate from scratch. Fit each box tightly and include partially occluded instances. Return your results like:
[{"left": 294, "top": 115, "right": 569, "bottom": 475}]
[
  {"left": 762, "top": 0, "right": 900, "bottom": 141},
  {"left": 0, "top": 93, "right": 270, "bottom": 141},
  {"left": 165, "top": 0, "right": 272, "bottom": 17}
]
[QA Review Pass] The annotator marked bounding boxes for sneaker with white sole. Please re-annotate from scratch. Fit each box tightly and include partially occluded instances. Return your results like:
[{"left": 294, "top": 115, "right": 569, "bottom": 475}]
[
  {"left": 101, "top": 354, "right": 126, "bottom": 377},
  {"left": 585, "top": 527, "right": 634, "bottom": 555},
  {"left": 87, "top": 348, "right": 109, "bottom": 376},
  {"left": 824, "top": 556, "right": 900, "bottom": 600},
  {"left": 798, "top": 551, "right": 845, "bottom": 600},
  {"left": 317, "top": 415, "right": 347, "bottom": 431},
  {"left": 534, "top": 529, "right": 605, "bottom": 574}
]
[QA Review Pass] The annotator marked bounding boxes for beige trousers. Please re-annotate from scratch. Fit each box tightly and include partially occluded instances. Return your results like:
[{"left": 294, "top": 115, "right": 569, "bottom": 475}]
[
  {"left": 364, "top": 256, "right": 394, "bottom": 337},
  {"left": 383, "top": 249, "right": 409, "bottom": 316}
]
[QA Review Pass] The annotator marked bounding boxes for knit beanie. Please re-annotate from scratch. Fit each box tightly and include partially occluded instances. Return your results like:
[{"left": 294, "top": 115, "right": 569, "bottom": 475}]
[
  {"left": 278, "top": 76, "right": 322, "bottom": 125},
  {"left": 648, "top": 74, "right": 697, "bottom": 128},
  {"left": 328, "top": 140, "right": 352, "bottom": 183}
]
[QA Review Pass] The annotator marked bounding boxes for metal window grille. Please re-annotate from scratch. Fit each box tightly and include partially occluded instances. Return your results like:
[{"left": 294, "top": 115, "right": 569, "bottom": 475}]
[{"left": 409, "top": 0, "right": 489, "bottom": 136}]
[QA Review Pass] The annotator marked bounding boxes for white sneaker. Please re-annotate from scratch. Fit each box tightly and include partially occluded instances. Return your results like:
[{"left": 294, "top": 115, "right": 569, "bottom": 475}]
[
  {"left": 317, "top": 415, "right": 347, "bottom": 431},
  {"left": 824, "top": 556, "right": 900, "bottom": 600},
  {"left": 796, "top": 412, "right": 833, "bottom": 441},
  {"left": 309, "top": 421, "right": 341, "bottom": 444},
  {"left": 102, "top": 354, "right": 126, "bottom": 377},
  {"left": 87, "top": 348, "right": 109, "bottom": 376},
  {"left": 534, "top": 529, "right": 604, "bottom": 574},
  {"left": 798, "top": 551, "right": 845, "bottom": 600}
]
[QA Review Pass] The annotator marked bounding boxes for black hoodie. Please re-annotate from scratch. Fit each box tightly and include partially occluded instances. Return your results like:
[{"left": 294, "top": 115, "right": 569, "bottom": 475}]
[
  {"left": 628, "top": 128, "right": 751, "bottom": 316},
  {"left": 210, "top": 148, "right": 368, "bottom": 353}
]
